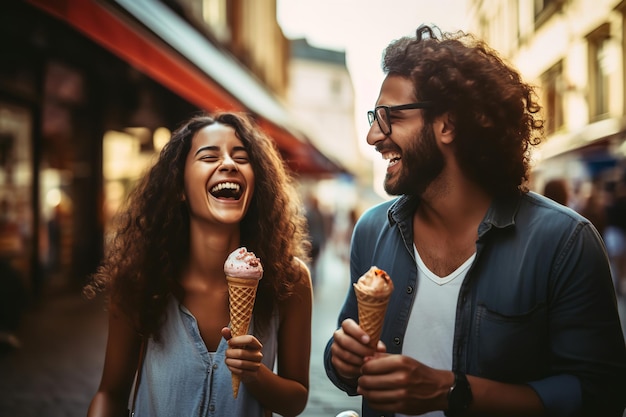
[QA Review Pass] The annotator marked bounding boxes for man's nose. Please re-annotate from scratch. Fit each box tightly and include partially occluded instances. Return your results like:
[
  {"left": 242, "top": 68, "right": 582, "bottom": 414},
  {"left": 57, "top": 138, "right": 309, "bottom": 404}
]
[{"left": 366, "top": 121, "right": 385, "bottom": 146}]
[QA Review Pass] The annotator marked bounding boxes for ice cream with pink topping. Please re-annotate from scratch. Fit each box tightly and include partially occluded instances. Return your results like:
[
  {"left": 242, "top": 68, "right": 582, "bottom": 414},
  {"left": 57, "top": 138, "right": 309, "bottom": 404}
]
[{"left": 224, "top": 247, "right": 263, "bottom": 280}]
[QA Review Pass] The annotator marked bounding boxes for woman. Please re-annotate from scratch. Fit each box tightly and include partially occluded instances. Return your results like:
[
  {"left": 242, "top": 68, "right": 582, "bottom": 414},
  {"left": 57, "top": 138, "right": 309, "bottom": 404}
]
[{"left": 85, "top": 112, "right": 312, "bottom": 416}]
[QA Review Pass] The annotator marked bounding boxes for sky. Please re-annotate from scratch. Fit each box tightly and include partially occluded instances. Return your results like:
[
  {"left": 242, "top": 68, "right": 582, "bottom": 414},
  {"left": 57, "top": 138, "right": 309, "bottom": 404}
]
[{"left": 277, "top": 0, "right": 469, "bottom": 147}]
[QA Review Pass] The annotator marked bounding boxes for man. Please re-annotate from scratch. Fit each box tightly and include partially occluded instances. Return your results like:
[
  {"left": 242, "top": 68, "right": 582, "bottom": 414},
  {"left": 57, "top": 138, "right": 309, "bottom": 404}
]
[{"left": 324, "top": 25, "right": 626, "bottom": 417}]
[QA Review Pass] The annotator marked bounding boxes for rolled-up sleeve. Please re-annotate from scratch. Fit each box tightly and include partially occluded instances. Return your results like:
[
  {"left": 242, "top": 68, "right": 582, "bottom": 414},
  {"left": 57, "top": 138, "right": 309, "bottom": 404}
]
[{"left": 527, "top": 374, "right": 581, "bottom": 417}]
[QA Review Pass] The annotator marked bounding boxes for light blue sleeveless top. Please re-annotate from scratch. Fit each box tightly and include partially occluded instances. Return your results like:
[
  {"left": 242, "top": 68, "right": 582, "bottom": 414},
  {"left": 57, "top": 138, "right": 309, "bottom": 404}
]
[{"left": 134, "top": 296, "right": 278, "bottom": 416}]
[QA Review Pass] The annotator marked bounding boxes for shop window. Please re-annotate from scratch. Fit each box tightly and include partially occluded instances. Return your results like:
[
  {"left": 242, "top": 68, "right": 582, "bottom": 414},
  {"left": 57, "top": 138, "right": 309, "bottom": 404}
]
[
  {"left": 163, "top": 0, "right": 230, "bottom": 42},
  {"left": 587, "top": 24, "right": 611, "bottom": 121},
  {"left": 0, "top": 101, "right": 33, "bottom": 280},
  {"left": 534, "top": 0, "right": 563, "bottom": 29},
  {"left": 102, "top": 126, "right": 171, "bottom": 233},
  {"left": 202, "top": 0, "right": 230, "bottom": 41},
  {"left": 540, "top": 61, "right": 564, "bottom": 135},
  {"left": 330, "top": 77, "right": 342, "bottom": 97}
]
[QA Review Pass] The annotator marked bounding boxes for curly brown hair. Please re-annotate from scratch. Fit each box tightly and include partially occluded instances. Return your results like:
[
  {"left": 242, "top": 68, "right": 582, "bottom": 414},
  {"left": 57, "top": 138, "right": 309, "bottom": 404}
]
[
  {"left": 382, "top": 24, "right": 544, "bottom": 196},
  {"left": 84, "top": 112, "right": 310, "bottom": 339}
]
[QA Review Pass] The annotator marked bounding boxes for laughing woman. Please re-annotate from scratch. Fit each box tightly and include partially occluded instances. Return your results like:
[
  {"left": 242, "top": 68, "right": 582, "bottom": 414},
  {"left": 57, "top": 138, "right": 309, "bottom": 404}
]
[{"left": 84, "top": 112, "right": 312, "bottom": 417}]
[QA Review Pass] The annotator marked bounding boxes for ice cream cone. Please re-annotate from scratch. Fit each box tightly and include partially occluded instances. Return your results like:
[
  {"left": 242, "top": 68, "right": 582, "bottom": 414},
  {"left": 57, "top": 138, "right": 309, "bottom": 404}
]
[
  {"left": 224, "top": 247, "right": 263, "bottom": 399},
  {"left": 353, "top": 286, "right": 391, "bottom": 348},
  {"left": 227, "top": 275, "right": 259, "bottom": 398}
]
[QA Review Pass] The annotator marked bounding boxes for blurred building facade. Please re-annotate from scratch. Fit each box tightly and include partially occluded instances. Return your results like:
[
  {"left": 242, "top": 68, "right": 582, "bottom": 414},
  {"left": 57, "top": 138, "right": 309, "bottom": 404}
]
[
  {"left": 0, "top": 0, "right": 344, "bottom": 300},
  {"left": 287, "top": 38, "right": 364, "bottom": 180},
  {"left": 467, "top": 0, "right": 626, "bottom": 202},
  {"left": 285, "top": 37, "right": 367, "bottom": 269},
  {"left": 467, "top": 0, "right": 626, "bottom": 293}
]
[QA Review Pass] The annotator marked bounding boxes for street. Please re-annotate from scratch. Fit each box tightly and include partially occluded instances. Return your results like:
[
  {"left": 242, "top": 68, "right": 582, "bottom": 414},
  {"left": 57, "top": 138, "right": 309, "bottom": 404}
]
[
  {"left": 1, "top": 242, "right": 625, "bottom": 417},
  {"left": 0, "top": 243, "right": 361, "bottom": 417}
]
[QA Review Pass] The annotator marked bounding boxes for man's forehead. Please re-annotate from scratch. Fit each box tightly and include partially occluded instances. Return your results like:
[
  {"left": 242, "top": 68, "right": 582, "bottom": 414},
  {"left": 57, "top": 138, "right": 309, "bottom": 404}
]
[{"left": 376, "top": 75, "right": 417, "bottom": 105}]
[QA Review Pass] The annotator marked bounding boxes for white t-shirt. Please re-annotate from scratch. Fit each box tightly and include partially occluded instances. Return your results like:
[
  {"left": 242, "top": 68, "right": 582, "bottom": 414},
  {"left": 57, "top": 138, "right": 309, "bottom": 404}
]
[{"left": 396, "top": 245, "right": 475, "bottom": 417}]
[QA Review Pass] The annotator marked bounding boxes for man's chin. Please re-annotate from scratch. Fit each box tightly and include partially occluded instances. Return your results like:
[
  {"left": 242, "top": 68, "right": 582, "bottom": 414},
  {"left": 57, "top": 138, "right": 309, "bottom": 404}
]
[
  {"left": 383, "top": 181, "right": 402, "bottom": 196},
  {"left": 384, "top": 178, "right": 427, "bottom": 197}
]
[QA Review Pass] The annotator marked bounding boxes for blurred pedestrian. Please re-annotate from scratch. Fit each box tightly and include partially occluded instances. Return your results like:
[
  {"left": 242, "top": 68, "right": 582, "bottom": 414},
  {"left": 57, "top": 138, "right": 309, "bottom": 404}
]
[
  {"left": 324, "top": 24, "right": 626, "bottom": 417},
  {"left": 580, "top": 178, "right": 607, "bottom": 238},
  {"left": 84, "top": 112, "right": 312, "bottom": 416},
  {"left": 605, "top": 173, "right": 626, "bottom": 295},
  {"left": 304, "top": 192, "right": 327, "bottom": 284},
  {"left": 542, "top": 178, "right": 568, "bottom": 206},
  {"left": 0, "top": 258, "right": 25, "bottom": 350},
  {"left": 0, "top": 199, "right": 26, "bottom": 350}
]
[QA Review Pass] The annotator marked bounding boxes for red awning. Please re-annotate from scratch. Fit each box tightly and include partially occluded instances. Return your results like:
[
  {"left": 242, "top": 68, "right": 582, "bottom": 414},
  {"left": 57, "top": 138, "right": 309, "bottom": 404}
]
[{"left": 26, "top": 0, "right": 343, "bottom": 175}]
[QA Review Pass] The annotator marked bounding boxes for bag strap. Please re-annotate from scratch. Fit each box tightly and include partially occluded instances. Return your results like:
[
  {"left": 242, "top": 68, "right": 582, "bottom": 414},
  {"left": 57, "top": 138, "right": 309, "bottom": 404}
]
[{"left": 129, "top": 338, "right": 146, "bottom": 417}]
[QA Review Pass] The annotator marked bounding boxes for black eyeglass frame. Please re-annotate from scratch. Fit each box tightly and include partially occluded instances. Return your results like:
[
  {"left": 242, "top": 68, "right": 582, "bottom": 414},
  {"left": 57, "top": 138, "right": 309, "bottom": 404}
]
[{"left": 367, "top": 102, "right": 434, "bottom": 135}]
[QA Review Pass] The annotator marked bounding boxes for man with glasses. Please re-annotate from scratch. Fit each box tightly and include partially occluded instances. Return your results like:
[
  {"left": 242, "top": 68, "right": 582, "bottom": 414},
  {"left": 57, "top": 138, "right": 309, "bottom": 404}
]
[{"left": 324, "top": 24, "right": 626, "bottom": 417}]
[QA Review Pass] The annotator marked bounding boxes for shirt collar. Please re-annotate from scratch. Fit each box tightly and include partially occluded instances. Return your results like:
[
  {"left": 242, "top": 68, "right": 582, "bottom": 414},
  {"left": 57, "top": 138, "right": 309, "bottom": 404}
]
[
  {"left": 387, "top": 195, "right": 419, "bottom": 226},
  {"left": 387, "top": 193, "right": 522, "bottom": 232}
]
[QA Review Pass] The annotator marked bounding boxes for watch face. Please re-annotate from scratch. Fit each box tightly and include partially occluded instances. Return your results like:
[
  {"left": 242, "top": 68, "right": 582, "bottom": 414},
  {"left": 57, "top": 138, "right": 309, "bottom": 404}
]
[{"left": 446, "top": 372, "right": 472, "bottom": 416}]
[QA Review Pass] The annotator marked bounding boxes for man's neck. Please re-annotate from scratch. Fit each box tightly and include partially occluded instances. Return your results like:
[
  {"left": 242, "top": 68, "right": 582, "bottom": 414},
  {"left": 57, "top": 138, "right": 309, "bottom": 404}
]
[
  {"left": 412, "top": 186, "right": 489, "bottom": 277},
  {"left": 415, "top": 179, "right": 491, "bottom": 234}
]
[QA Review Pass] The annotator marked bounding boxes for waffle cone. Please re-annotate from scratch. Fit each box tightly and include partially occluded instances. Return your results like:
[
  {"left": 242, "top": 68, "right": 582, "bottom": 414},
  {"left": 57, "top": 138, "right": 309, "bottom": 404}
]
[
  {"left": 354, "top": 286, "right": 391, "bottom": 348},
  {"left": 227, "top": 275, "right": 259, "bottom": 398}
]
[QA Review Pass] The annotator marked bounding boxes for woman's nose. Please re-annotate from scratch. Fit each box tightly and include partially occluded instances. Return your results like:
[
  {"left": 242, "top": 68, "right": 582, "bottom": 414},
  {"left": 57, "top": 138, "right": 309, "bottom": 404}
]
[{"left": 219, "top": 155, "right": 238, "bottom": 171}]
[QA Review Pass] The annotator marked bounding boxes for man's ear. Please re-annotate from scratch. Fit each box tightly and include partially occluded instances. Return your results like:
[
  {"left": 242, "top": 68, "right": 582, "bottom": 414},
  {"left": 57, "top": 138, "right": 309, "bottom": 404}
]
[{"left": 434, "top": 112, "right": 456, "bottom": 144}]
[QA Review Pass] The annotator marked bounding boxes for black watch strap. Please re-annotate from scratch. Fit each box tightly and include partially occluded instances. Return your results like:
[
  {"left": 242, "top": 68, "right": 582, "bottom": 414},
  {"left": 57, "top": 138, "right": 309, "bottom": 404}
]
[{"left": 444, "top": 372, "right": 473, "bottom": 417}]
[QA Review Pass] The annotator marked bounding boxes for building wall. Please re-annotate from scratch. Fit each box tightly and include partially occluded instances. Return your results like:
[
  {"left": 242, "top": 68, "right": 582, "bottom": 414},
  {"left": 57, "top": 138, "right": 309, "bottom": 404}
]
[
  {"left": 285, "top": 39, "right": 369, "bottom": 245},
  {"left": 161, "top": 0, "right": 289, "bottom": 97},
  {"left": 230, "top": 0, "right": 290, "bottom": 97},
  {"left": 467, "top": 0, "right": 626, "bottom": 197},
  {"left": 287, "top": 55, "right": 361, "bottom": 176},
  {"left": 164, "top": 0, "right": 290, "bottom": 97},
  {"left": 0, "top": 0, "right": 321, "bottom": 300},
  {"left": 0, "top": 2, "right": 200, "bottom": 293}
]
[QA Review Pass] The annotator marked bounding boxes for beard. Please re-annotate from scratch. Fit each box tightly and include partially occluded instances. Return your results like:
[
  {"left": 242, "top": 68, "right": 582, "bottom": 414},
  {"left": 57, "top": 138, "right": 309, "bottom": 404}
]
[{"left": 384, "top": 123, "right": 445, "bottom": 196}]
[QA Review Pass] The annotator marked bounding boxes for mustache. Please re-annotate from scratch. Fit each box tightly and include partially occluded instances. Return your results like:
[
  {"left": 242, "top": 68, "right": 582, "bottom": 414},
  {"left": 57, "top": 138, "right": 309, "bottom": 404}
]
[{"left": 374, "top": 141, "right": 401, "bottom": 154}]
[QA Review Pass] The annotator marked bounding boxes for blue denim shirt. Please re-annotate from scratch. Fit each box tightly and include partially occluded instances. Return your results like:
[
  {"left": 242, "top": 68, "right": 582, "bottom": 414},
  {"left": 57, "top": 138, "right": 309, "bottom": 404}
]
[
  {"left": 324, "top": 192, "right": 626, "bottom": 417},
  {"left": 135, "top": 296, "right": 278, "bottom": 416}
]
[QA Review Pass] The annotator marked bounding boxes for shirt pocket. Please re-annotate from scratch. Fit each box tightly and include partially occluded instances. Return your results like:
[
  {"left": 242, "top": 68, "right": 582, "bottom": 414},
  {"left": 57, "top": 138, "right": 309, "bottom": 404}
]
[{"left": 474, "top": 302, "right": 549, "bottom": 381}]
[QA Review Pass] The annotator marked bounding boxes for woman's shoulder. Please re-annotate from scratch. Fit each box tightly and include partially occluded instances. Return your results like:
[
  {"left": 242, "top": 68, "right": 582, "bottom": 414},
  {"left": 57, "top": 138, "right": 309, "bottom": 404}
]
[
  {"left": 292, "top": 257, "right": 312, "bottom": 288},
  {"left": 276, "top": 257, "right": 312, "bottom": 319},
  {"left": 275, "top": 257, "right": 312, "bottom": 307}
]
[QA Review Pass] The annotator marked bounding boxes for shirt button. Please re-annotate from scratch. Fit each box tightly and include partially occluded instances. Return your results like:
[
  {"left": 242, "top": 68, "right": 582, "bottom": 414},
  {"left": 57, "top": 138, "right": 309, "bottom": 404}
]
[
  {"left": 406, "top": 286, "right": 413, "bottom": 294},
  {"left": 209, "top": 404, "right": 215, "bottom": 411},
  {"left": 213, "top": 363, "right": 218, "bottom": 369},
  {"left": 393, "top": 337, "right": 401, "bottom": 345}
]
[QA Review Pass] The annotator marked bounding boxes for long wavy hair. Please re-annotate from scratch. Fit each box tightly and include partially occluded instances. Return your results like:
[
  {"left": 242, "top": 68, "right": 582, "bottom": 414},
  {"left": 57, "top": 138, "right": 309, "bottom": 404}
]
[
  {"left": 382, "top": 24, "right": 544, "bottom": 196},
  {"left": 85, "top": 112, "right": 310, "bottom": 340}
]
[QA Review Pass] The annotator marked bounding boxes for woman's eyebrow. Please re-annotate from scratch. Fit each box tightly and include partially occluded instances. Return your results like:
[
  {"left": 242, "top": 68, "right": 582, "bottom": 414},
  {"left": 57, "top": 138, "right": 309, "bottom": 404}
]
[
  {"left": 194, "top": 145, "right": 219, "bottom": 156},
  {"left": 194, "top": 145, "right": 247, "bottom": 156}
]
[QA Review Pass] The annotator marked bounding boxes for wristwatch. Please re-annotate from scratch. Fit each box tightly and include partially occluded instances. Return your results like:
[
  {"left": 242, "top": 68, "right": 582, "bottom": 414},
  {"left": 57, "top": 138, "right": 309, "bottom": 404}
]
[{"left": 444, "top": 372, "right": 473, "bottom": 417}]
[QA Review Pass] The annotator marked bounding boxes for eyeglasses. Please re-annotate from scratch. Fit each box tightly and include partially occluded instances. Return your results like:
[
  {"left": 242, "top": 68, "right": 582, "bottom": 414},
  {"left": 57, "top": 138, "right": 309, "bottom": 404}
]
[{"left": 367, "top": 102, "right": 433, "bottom": 135}]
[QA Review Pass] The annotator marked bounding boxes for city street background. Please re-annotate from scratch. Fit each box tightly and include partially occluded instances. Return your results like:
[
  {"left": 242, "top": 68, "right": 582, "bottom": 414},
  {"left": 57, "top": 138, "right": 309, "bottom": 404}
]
[
  {"left": 0, "top": 241, "right": 363, "bottom": 417},
  {"left": 1, "top": 238, "right": 626, "bottom": 417}
]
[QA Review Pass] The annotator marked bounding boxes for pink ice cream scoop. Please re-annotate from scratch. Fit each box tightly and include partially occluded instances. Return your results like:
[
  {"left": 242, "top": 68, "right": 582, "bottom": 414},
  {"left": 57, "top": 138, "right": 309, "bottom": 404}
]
[{"left": 224, "top": 247, "right": 263, "bottom": 279}]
